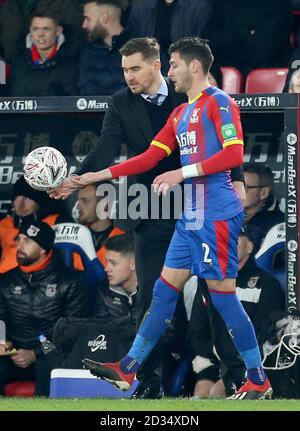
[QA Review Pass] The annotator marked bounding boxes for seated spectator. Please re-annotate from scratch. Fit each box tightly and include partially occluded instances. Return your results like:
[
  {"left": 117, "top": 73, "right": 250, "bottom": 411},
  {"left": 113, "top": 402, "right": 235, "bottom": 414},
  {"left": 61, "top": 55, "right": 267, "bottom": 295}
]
[
  {"left": 63, "top": 183, "right": 124, "bottom": 311},
  {"left": 74, "top": 183, "right": 124, "bottom": 269},
  {"left": 0, "top": 0, "right": 83, "bottom": 62},
  {"left": 0, "top": 219, "right": 88, "bottom": 396},
  {"left": 94, "top": 233, "right": 137, "bottom": 321},
  {"left": 9, "top": 8, "right": 82, "bottom": 96},
  {"left": 187, "top": 228, "right": 285, "bottom": 399},
  {"left": 51, "top": 233, "right": 138, "bottom": 368},
  {"left": 78, "top": 0, "right": 134, "bottom": 95},
  {"left": 288, "top": 68, "right": 300, "bottom": 93},
  {"left": 243, "top": 163, "right": 284, "bottom": 253},
  {"left": 0, "top": 175, "right": 69, "bottom": 274},
  {"left": 128, "top": 0, "right": 212, "bottom": 75}
]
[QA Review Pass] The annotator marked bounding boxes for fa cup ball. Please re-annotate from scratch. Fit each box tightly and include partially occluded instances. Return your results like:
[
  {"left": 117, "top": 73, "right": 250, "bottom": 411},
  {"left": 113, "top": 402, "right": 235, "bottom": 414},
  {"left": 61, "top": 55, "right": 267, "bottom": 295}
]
[{"left": 23, "top": 146, "right": 67, "bottom": 191}]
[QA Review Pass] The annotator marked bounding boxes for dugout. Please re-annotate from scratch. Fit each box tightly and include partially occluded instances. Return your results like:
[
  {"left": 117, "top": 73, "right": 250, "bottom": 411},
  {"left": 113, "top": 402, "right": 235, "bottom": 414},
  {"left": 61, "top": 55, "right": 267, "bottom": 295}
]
[{"left": 0, "top": 93, "right": 299, "bottom": 312}]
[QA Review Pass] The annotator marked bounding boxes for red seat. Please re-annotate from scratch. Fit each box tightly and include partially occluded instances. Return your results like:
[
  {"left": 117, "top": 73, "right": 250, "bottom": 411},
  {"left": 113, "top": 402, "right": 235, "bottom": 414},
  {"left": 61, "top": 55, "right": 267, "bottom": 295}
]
[
  {"left": 220, "top": 67, "right": 244, "bottom": 94},
  {"left": 245, "top": 68, "right": 288, "bottom": 93},
  {"left": 4, "top": 381, "right": 35, "bottom": 397}
]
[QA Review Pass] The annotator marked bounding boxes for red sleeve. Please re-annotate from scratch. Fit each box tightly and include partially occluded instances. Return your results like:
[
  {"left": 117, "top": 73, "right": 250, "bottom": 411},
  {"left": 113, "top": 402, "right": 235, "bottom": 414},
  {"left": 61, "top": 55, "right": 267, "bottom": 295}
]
[
  {"left": 109, "top": 145, "right": 168, "bottom": 178},
  {"left": 109, "top": 108, "right": 180, "bottom": 179},
  {"left": 208, "top": 94, "right": 244, "bottom": 149},
  {"left": 200, "top": 93, "right": 244, "bottom": 176},
  {"left": 201, "top": 144, "right": 244, "bottom": 176}
]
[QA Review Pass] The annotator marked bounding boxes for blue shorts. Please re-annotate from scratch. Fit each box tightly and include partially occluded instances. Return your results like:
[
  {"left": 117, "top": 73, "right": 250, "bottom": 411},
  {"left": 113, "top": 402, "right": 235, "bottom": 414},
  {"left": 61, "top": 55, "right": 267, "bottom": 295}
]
[{"left": 165, "top": 211, "right": 244, "bottom": 280}]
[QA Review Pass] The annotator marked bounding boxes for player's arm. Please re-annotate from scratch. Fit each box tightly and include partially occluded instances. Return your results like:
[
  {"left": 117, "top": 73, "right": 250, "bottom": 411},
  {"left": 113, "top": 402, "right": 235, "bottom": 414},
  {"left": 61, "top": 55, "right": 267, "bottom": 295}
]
[
  {"left": 197, "top": 97, "right": 244, "bottom": 176},
  {"left": 71, "top": 111, "right": 178, "bottom": 187},
  {"left": 182, "top": 96, "right": 244, "bottom": 178},
  {"left": 153, "top": 97, "right": 244, "bottom": 195}
]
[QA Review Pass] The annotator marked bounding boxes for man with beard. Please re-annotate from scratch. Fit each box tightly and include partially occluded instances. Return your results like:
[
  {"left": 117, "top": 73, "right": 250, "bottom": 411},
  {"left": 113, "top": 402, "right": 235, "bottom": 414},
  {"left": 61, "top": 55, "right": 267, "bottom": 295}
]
[
  {"left": 78, "top": 0, "right": 135, "bottom": 95},
  {"left": 0, "top": 219, "right": 88, "bottom": 396},
  {"left": 0, "top": 175, "right": 69, "bottom": 274}
]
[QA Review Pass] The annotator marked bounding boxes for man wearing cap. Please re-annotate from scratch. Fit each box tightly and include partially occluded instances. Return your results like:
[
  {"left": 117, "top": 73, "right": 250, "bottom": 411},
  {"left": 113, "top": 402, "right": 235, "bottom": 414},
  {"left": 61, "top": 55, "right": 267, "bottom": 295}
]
[
  {"left": 0, "top": 219, "right": 88, "bottom": 396},
  {"left": 0, "top": 175, "right": 69, "bottom": 273}
]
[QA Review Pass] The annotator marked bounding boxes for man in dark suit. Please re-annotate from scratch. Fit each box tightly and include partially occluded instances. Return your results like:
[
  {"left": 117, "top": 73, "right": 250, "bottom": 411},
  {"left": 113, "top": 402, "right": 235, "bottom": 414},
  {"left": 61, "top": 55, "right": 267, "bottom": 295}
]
[{"left": 50, "top": 37, "right": 245, "bottom": 398}]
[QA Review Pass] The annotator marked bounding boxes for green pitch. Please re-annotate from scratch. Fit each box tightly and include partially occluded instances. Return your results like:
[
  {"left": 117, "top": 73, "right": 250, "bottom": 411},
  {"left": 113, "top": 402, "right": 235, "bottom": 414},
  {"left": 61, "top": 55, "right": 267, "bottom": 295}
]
[{"left": 0, "top": 397, "right": 300, "bottom": 411}]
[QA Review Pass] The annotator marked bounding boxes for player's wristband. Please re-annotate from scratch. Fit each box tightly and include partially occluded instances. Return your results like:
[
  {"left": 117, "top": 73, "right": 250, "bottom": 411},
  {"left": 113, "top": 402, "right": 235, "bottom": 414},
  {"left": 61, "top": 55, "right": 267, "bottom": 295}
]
[{"left": 181, "top": 164, "right": 199, "bottom": 179}]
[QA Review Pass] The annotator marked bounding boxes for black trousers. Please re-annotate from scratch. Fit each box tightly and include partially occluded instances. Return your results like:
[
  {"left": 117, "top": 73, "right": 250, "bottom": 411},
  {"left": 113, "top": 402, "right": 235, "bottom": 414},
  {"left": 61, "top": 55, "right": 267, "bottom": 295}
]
[
  {"left": 0, "top": 355, "right": 52, "bottom": 396},
  {"left": 134, "top": 219, "right": 176, "bottom": 387}
]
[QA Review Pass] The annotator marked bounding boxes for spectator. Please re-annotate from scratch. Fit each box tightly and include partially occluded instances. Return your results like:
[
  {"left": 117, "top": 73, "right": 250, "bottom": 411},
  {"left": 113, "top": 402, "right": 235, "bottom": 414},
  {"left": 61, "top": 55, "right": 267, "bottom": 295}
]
[
  {"left": 128, "top": 0, "right": 212, "bottom": 75},
  {"left": 288, "top": 68, "right": 300, "bottom": 92},
  {"left": 188, "top": 228, "right": 285, "bottom": 398},
  {"left": 0, "top": 175, "right": 69, "bottom": 274},
  {"left": 0, "top": 0, "right": 83, "bottom": 62},
  {"left": 50, "top": 37, "right": 245, "bottom": 399},
  {"left": 9, "top": 8, "right": 81, "bottom": 96},
  {"left": 0, "top": 219, "right": 88, "bottom": 396},
  {"left": 75, "top": 183, "right": 124, "bottom": 269},
  {"left": 78, "top": 0, "right": 134, "bottom": 95},
  {"left": 51, "top": 233, "right": 138, "bottom": 368},
  {"left": 63, "top": 183, "right": 124, "bottom": 312},
  {"left": 202, "top": 0, "right": 293, "bottom": 80},
  {"left": 94, "top": 233, "right": 137, "bottom": 321},
  {"left": 243, "top": 163, "right": 284, "bottom": 253}
]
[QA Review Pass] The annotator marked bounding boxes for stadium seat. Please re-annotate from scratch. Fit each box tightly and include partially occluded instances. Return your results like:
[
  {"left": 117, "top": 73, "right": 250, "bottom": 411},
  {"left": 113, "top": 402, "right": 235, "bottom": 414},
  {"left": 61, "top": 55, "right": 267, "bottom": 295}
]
[
  {"left": 255, "top": 222, "right": 285, "bottom": 290},
  {"left": 4, "top": 381, "right": 35, "bottom": 397},
  {"left": 245, "top": 68, "right": 288, "bottom": 93},
  {"left": 220, "top": 67, "right": 244, "bottom": 94}
]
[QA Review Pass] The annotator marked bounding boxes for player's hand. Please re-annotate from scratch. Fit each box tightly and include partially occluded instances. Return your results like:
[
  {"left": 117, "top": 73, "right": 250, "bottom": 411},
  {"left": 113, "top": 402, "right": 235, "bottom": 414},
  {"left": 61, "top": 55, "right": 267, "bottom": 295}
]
[
  {"left": 0, "top": 341, "right": 9, "bottom": 355},
  {"left": 11, "top": 349, "right": 36, "bottom": 368},
  {"left": 153, "top": 169, "right": 183, "bottom": 196},
  {"left": 71, "top": 169, "right": 112, "bottom": 187},
  {"left": 48, "top": 177, "right": 80, "bottom": 200}
]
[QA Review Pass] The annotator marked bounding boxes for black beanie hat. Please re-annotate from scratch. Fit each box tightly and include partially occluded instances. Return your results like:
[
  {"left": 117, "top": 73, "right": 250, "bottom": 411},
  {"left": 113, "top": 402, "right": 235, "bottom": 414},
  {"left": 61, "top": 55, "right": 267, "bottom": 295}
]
[
  {"left": 19, "top": 219, "right": 55, "bottom": 252},
  {"left": 12, "top": 175, "right": 47, "bottom": 207}
]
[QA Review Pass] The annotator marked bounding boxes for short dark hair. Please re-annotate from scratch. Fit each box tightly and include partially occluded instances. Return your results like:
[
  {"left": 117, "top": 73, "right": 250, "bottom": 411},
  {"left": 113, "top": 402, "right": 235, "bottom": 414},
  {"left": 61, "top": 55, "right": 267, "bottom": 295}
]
[
  {"left": 120, "top": 37, "right": 160, "bottom": 62},
  {"left": 168, "top": 37, "right": 214, "bottom": 75},
  {"left": 30, "top": 7, "right": 61, "bottom": 26},
  {"left": 104, "top": 233, "right": 134, "bottom": 256},
  {"left": 83, "top": 0, "right": 123, "bottom": 8},
  {"left": 244, "top": 163, "right": 275, "bottom": 193}
]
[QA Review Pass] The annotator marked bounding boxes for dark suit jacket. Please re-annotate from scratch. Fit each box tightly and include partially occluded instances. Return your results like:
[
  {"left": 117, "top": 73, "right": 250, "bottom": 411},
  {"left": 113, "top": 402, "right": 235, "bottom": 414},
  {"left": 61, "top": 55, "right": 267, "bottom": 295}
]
[
  {"left": 77, "top": 79, "right": 185, "bottom": 175},
  {"left": 76, "top": 80, "right": 244, "bottom": 230}
]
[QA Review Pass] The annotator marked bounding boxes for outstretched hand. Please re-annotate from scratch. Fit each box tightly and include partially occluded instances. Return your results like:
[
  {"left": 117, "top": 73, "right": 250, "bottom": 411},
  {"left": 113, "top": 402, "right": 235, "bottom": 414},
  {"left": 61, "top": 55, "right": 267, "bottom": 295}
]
[
  {"left": 48, "top": 169, "right": 112, "bottom": 200},
  {"left": 153, "top": 168, "right": 183, "bottom": 196},
  {"left": 48, "top": 177, "right": 80, "bottom": 200},
  {"left": 71, "top": 169, "right": 112, "bottom": 187}
]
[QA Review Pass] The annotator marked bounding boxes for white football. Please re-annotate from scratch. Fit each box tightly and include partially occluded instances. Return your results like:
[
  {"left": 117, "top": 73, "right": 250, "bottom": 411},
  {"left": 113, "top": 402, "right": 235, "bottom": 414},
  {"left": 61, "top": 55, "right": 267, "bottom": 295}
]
[{"left": 23, "top": 146, "right": 67, "bottom": 191}]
